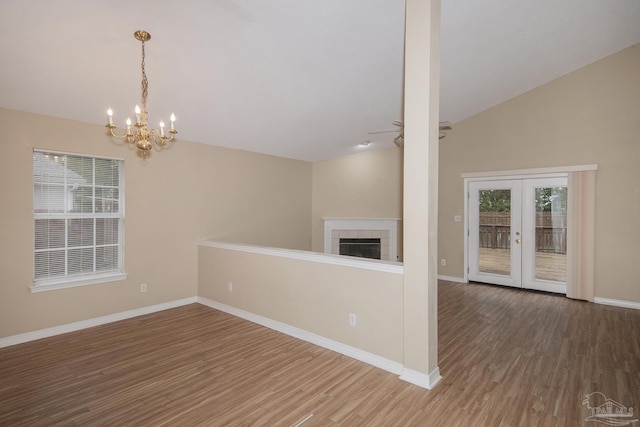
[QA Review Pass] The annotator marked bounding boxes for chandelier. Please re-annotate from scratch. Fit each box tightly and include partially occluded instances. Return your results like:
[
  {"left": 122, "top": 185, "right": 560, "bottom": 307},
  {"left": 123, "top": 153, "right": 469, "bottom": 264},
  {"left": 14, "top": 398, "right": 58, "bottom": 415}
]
[{"left": 106, "top": 30, "right": 177, "bottom": 158}]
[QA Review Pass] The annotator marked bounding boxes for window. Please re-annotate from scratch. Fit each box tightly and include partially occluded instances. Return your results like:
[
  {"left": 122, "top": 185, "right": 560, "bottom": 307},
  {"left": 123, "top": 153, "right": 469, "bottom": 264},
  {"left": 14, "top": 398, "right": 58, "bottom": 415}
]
[{"left": 33, "top": 150, "right": 125, "bottom": 290}]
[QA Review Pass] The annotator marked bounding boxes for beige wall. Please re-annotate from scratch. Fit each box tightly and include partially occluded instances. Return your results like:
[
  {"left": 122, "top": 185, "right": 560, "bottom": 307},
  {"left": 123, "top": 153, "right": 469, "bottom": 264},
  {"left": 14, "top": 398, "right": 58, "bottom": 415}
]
[
  {"left": 439, "top": 43, "right": 640, "bottom": 302},
  {"left": 0, "top": 108, "right": 312, "bottom": 338},
  {"left": 198, "top": 245, "right": 404, "bottom": 363},
  {"left": 311, "top": 147, "right": 403, "bottom": 255}
]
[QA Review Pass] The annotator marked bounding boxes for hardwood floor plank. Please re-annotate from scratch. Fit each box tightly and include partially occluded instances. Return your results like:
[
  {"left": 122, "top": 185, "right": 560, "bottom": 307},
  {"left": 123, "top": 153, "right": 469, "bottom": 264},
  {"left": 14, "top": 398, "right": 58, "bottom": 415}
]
[{"left": 1, "top": 282, "right": 639, "bottom": 426}]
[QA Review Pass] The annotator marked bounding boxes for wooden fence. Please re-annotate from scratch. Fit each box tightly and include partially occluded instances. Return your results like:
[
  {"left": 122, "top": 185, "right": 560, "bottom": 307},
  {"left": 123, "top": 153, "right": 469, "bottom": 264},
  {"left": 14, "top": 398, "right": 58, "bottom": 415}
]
[{"left": 478, "top": 212, "right": 567, "bottom": 254}]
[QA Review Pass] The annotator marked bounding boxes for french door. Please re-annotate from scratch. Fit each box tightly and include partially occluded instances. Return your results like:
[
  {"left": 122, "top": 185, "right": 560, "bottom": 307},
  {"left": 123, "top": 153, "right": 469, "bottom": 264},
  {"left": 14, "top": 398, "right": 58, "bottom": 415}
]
[{"left": 468, "top": 177, "right": 568, "bottom": 294}]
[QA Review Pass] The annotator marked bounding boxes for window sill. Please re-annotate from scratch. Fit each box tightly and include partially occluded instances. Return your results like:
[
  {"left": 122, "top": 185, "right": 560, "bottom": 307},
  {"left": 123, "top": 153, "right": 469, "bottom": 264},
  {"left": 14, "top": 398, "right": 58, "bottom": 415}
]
[{"left": 30, "top": 273, "right": 128, "bottom": 293}]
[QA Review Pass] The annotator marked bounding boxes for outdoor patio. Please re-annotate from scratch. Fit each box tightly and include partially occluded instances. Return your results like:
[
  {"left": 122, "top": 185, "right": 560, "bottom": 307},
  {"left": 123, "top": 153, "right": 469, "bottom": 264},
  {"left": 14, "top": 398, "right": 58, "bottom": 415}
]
[{"left": 479, "top": 247, "right": 567, "bottom": 283}]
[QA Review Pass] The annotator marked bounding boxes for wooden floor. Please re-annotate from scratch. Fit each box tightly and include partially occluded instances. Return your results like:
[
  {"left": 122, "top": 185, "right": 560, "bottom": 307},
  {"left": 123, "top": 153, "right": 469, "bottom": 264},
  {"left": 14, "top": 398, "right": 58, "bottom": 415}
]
[{"left": 1, "top": 282, "right": 639, "bottom": 426}]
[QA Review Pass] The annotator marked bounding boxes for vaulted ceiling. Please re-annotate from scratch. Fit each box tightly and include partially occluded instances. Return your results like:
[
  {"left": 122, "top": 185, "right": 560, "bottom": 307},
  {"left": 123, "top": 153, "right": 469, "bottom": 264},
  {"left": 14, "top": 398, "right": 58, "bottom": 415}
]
[{"left": 1, "top": 1, "right": 639, "bottom": 161}]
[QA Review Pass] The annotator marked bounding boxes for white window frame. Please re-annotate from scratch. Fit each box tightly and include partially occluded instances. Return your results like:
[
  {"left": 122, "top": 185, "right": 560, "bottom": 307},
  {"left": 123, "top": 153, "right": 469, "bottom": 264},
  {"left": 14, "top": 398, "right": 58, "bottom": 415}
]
[{"left": 31, "top": 150, "right": 126, "bottom": 292}]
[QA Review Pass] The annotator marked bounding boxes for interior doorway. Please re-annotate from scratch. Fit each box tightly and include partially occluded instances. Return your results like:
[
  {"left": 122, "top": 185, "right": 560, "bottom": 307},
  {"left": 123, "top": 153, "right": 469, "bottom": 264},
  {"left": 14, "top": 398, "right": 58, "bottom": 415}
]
[{"left": 467, "top": 176, "right": 568, "bottom": 294}]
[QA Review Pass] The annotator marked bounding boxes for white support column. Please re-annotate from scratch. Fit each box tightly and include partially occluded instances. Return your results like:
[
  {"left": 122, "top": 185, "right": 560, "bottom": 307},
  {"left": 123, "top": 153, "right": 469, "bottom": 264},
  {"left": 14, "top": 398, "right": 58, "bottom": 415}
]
[{"left": 400, "top": 0, "right": 442, "bottom": 389}]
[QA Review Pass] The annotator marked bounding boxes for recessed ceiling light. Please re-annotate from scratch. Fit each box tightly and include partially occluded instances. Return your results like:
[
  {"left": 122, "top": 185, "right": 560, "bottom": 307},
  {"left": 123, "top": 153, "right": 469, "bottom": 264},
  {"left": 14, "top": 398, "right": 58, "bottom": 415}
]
[{"left": 358, "top": 141, "right": 371, "bottom": 147}]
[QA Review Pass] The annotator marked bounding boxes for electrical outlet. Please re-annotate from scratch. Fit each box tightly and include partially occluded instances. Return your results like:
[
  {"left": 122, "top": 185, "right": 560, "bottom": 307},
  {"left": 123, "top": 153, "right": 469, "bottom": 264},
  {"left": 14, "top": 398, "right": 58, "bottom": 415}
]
[
  {"left": 440, "top": 259, "right": 446, "bottom": 266},
  {"left": 228, "top": 282, "right": 233, "bottom": 292},
  {"left": 349, "top": 313, "right": 357, "bottom": 327},
  {"left": 140, "top": 283, "right": 147, "bottom": 293},
  {"left": 454, "top": 215, "right": 462, "bottom": 222}
]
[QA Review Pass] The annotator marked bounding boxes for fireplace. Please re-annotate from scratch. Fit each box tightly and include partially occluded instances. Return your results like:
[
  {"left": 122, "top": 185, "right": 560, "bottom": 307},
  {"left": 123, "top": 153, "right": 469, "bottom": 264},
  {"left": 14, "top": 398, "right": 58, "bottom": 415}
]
[
  {"left": 339, "top": 238, "right": 381, "bottom": 260},
  {"left": 323, "top": 218, "right": 400, "bottom": 262}
]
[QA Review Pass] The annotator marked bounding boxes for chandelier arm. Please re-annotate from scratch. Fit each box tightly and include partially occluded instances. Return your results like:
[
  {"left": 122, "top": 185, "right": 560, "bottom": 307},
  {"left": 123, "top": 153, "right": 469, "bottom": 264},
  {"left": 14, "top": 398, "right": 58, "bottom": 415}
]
[
  {"left": 107, "top": 126, "right": 128, "bottom": 139},
  {"left": 106, "top": 125, "right": 136, "bottom": 144},
  {"left": 148, "top": 129, "right": 164, "bottom": 146}
]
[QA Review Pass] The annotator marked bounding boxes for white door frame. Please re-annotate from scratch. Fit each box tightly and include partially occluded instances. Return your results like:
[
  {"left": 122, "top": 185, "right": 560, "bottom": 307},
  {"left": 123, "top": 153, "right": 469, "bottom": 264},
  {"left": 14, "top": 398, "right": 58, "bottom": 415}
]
[
  {"left": 521, "top": 177, "right": 568, "bottom": 294},
  {"left": 468, "top": 180, "right": 522, "bottom": 287},
  {"left": 463, "top": 172, "right": 567, "bottom": 284}
]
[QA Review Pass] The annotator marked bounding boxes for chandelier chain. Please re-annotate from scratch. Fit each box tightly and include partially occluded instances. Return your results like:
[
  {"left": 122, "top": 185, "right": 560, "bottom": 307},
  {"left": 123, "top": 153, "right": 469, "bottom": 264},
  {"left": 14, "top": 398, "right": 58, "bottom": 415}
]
[{"left": 141, "top": 40, "right": 148, "bottom": 114}]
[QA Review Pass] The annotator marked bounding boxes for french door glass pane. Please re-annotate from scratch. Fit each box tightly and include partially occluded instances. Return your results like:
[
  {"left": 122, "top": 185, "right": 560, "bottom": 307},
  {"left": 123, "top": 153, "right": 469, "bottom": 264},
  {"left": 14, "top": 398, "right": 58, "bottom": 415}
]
[
  {"left": 478, "top": 189, "right": 511, "bottom": 275},
  {"left": 534, "top": 187, "right": 567, "bottom": 282}
]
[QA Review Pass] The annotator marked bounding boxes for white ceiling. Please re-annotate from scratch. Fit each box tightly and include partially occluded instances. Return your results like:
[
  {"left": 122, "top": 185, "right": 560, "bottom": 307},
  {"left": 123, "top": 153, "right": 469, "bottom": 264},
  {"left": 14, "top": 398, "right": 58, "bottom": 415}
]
[{"left": 1, "top": 1, "right": 639, "bottom": 161}]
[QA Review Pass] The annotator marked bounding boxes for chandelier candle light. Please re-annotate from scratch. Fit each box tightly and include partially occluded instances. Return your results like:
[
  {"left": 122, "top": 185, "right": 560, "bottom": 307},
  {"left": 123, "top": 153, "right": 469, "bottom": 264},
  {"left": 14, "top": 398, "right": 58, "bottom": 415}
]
[{"left": 106, "top": 30, "right": 177, "bottom": 158}]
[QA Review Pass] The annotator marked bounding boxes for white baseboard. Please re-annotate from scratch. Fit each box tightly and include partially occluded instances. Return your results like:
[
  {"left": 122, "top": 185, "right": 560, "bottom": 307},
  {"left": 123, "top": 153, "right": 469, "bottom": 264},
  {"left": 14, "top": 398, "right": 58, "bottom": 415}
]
[
  {"left": 437, "top": 275, "right": 466, "bottom": 283},
  {"left": 594, "top": 297, "right": 640, "bottom": 310},
  {"left": 400, "top": 366, "right": 442, "bottom": 389},
  {"left": 197, "top": 297, "right": 404, "bottom": 377},
  {"left": 0, "top": 297, "right": 197, "bottom": 349}
]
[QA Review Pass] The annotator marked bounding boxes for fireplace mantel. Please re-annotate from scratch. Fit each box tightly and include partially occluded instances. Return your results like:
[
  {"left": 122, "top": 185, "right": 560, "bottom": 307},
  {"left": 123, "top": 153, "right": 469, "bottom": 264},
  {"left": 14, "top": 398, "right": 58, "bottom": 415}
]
[{"left": 323, "top": 217, "right": 401, "bottom": 262}]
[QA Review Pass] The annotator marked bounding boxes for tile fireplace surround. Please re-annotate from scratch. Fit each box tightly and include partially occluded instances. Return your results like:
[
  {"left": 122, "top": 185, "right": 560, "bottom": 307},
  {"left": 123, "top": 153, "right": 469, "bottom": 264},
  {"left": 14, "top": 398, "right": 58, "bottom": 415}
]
[{"left": 323, "top": 218, "right": 400, "bottom": 262}]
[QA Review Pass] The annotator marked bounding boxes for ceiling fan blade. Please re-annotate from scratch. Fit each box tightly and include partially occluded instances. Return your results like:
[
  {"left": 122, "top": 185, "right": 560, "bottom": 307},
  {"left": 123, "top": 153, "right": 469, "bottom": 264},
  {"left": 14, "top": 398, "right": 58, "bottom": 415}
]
[
  {"left": 369, "top": 120, "right": 451, "bottom": 144},
  {"left": 392, "top": 120, "right": 452, "bottom": 130},
  {"left": 368, "top": 129, "right": 398, "bottom": 134}
]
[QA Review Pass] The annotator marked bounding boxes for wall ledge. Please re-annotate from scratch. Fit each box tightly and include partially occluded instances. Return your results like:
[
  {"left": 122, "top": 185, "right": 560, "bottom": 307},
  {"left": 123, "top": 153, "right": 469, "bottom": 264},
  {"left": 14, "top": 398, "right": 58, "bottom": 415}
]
[{"left": 198, "top": 240, "right": 404, "bottom": 275}]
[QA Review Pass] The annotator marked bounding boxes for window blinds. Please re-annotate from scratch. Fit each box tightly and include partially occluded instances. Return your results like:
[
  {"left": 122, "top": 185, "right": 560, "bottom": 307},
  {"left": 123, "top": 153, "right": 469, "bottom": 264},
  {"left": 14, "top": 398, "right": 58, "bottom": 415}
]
[{"left": 33, "top": 151, "right": 123, "bottom": 285}]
